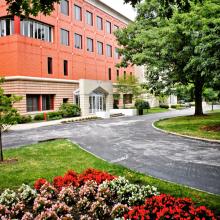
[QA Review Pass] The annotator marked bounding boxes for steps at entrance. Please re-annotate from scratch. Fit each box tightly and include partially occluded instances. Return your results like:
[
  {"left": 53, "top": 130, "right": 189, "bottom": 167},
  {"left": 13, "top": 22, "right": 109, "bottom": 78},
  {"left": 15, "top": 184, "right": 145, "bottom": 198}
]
[{"left": 110, "top": 113, "right": 125, "bottom": 118}]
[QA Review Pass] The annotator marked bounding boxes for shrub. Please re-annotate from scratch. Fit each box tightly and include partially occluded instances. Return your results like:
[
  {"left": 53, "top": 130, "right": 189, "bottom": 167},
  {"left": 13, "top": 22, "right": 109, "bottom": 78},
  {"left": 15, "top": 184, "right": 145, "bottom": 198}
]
[
  {"left": 135, "top": 99, "right": 150, "bottom": 110},
  {"left": 17, "top": 115, "right": 32, "bottom": 124},
  {"left": 34, "top": 113, "right": 44, "bottom": 121},
  {"left": 159, "top": 104, "right": 169, "bottom": 109},
  {"left": 124, "top": 194, "right": 216, "bottom": 220},
  {"left": 47, "top": 111, "right": 62, "bottom": 121},
  {"left": 59, "top": 103, "right": 81, "bottom": 118}
]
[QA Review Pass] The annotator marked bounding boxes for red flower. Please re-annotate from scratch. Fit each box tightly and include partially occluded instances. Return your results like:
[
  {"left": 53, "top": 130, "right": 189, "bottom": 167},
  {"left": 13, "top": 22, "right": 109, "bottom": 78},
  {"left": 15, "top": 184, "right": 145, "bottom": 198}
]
[
  {"left": 53, "top": 176, "right": 64, "bottom": 191},
  {"left": 34, "top": 178, "right": 48, "bottom": 190}
]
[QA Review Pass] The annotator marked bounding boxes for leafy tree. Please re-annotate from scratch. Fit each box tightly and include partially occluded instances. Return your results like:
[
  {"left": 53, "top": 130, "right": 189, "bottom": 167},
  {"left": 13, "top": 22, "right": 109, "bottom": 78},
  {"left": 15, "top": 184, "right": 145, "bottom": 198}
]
[
  {"left": 114, "top": 75, "right": 143, "bottom": 108},
  {"left": 0, "top": 79, "right": 21, "bottom": 161},
  {"left": 203, "top": 88, "right": 219, "bottom": 111},
  {"left": 175, "top": 84, "right": 194, "bottom": 103},
  {"left": 115, "top": 0, "right": 220, "bottom": 115}
]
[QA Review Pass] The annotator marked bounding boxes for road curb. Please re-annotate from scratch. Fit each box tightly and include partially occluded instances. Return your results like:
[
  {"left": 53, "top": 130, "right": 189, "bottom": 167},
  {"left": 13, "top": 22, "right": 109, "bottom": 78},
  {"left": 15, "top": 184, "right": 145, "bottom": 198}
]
[{"left": 152, "top": 120, "right": 220, "bottom": 144}]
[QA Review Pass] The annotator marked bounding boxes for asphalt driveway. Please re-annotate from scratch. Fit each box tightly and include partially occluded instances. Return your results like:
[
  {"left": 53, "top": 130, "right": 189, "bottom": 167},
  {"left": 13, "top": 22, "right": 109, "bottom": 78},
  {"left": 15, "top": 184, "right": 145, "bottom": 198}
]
[{"left": 2, "top": 108, "right": 220, "bottom": 194}]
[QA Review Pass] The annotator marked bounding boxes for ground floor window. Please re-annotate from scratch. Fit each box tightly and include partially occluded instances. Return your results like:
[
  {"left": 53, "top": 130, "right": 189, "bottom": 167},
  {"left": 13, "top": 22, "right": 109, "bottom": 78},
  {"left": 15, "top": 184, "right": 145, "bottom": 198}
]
[
  {"left": 123, "top": 94, "right": 133, "bottom": 104},
  {"left": 26, "top": 94, "right": 54, "bottom": 112}
]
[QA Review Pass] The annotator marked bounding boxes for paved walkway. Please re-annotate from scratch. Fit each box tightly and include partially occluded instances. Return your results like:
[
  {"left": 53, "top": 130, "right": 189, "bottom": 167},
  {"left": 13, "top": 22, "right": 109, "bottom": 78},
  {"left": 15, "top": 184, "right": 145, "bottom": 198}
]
[{"left": 2, "top": 108, "right": 220, "bottom": 194}]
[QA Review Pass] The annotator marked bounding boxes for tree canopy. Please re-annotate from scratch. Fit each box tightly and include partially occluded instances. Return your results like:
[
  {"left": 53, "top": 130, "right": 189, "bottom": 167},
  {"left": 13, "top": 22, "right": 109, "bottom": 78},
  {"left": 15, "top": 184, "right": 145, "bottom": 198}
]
[{"left": 115, "top": 0, "right": 220, "bottom": 115}]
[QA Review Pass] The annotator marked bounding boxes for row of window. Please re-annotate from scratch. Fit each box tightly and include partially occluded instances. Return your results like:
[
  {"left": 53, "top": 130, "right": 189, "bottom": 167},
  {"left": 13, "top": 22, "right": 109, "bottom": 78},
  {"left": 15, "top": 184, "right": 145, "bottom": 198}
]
[
  {"left": 47, "top": 57, "right": 132, "bottom": 80},
  {"left": 0, "top": 18, "right": 14, "bottom": 37},
  {"left": 60, "top": 29, "right": 120, "bottom": 58},
  {"left": 61, "top": 0, "right": 119, "bottom": 34}
]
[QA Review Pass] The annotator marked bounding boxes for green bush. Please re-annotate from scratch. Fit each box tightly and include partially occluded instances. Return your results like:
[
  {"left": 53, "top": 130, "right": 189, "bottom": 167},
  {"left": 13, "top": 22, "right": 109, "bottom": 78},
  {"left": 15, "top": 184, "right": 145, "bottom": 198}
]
[
  {"left": 47, "top": 111, "right": 62, "bottom": 121},
  {"left": 17, "top": 115, "right": 32, "bottom": 124},
  {"left": 34, "top": 113, "right": 44, "bottom": 121},
  {"left": 59, "top": 103, "right": 81, "bottom": 118},
  {"left": 135, "top": 99, "right": 150, "bottom": 110},
  {"left": 159, "top": 104, "right": 169, "bottom": 109}
]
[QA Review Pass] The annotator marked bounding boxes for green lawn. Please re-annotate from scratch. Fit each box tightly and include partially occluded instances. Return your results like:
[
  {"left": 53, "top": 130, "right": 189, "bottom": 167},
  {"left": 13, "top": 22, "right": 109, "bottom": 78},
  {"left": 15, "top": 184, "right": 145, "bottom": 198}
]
[
  {"left": 0, "top": 139, "right": 219, "bottom": 215},
  {"left": 144, "top": 107, "right": 169, "bottom": 114},
  {"left": 155, "top": 112, "right": 220, "bottom": 140}
]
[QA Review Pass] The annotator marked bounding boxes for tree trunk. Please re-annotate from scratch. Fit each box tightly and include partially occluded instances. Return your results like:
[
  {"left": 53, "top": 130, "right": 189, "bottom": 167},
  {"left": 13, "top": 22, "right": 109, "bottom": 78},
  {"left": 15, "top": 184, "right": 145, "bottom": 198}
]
[
  {"left": 0, "top": 128, "right": 3, "bottom": 162},
  {"left": 194, "top": 77, "right": 204, "bottom": 116}
]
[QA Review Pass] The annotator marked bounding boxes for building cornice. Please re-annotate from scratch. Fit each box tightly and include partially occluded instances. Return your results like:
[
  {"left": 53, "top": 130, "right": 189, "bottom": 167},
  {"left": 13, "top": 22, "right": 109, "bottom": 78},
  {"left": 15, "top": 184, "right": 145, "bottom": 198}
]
[
  {"left": 86, "top": 0, "right": 133, "bottom": 24},
  {"left": 5, "top": 76, "right": 79, "bottom": 84}
]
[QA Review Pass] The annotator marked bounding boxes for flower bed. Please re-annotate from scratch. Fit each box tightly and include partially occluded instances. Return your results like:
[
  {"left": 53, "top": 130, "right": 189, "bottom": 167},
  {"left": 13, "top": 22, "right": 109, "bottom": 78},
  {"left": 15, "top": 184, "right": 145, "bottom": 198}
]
[{"left": 0, "top": 168, "right": 216, "bottom": 220}]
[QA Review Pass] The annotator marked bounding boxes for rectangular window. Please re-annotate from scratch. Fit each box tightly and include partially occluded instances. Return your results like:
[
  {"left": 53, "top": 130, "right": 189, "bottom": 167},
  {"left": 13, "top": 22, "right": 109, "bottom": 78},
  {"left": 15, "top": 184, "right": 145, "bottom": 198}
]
[
  {"left": 113, "top": 24, "right": 119, "bottom": 31},
  {"left": 97, "top": 41, "right": 103, "bottom": 55},
  {"left": 61, "top": 0, "right": 69, "bottom": 15},
  {"left": 64, "top": 60, "right": 68, "bottom": 76},
  {"left": 21, "top": 19, "right": 52, "bottom": 42},
  {"left": 63, "top": 98, "right": 68, "bottom": 103},
  {"left": 74, "top": 33, "right": 82, "bottom": 49},
  {"left": 106, "top": 44, "right": 112, "bottom": 57},
  {"left": 115, "top": 48, "right": 120, "bottom": 59},
  {"left": 26, "top": 95, "right": 40, "bottom": 112},
  {"left": 0, "top": 18, "right": 14, "bottom": 37},
  {"left": 117, "top": 69, "right": 119, "bottom": 80},
  {"left": 108, "top": 68, "right": 112, "bottom": 80},
  {"left": 123, "top": 94, "right": 133, "bottom": 104},
  {"left": 42, "top": 95, "right": 54, "bottom": 111},
  {"left": 74, "top": 5, "right": 82, "bottom": 21},
  {"left": 87, "top": 37, "right": 94, "bottom": 52},
  {"left": 48, "top": 57, "right": 53, "bottom": 74},
  {"left": 60, "top": 29, "right": 69, "bottom": 46},
  {"left": 86, "top": 11, "right": 93, "bottom": 26},
  {"left": 106, "top": 21, "right": 111, "bottom": 34},
  {"left": 96, "top": 16, "right": 103, "bottom": 30}
]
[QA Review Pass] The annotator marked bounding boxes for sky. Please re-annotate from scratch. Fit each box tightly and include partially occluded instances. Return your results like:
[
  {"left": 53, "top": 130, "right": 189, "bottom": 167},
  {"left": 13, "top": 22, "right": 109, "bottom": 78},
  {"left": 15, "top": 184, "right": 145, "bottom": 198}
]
[{"left": 100, "top": 0, "right": 137, "bottom": 20}]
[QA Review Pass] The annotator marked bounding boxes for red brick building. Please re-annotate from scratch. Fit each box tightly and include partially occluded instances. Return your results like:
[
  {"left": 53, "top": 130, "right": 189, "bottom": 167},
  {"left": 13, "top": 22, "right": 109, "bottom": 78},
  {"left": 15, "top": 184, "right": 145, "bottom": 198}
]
[{"left": 0, "top": 0, "right": 134, "bottom": 116}]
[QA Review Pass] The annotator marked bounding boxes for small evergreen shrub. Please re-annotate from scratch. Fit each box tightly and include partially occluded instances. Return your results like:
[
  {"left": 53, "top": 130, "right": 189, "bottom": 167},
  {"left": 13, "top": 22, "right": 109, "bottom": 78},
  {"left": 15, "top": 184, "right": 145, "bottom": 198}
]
[
  {"left": 17, "top": 115, "right": 32, "bottom": 124},
  {"left": 34, "top": 113, "right": 44, "bottom": 121},
  {"left": 59, "top": 103, "right": 81, "bottom": 118},
  {"left": 47, "top": 111, "right": 62, "bottom": 121},
  {"left": 135, "top": 99, "right": 150, "bottom": 115},
  {"left": 159, "top": 104, "right": 169, "bottom": 109}
]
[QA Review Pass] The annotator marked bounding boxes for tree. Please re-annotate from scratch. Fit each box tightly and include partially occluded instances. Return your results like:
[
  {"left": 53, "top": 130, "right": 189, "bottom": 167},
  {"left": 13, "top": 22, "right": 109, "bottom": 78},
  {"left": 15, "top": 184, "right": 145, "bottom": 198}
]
[
  {"left": 0, "top": 79, "right": 21, "bottom": 161},
  {"left": 203, "top": 88, "right": 219, "bottom": 111},
  {"left": 115, "top": 0, "right": 220, "bottom": 116},
  {"left": 114, "top": 75, "right": 143, "bottom": 108},
  {"left": 6, "top": 0, "right": 200, "bottom": 18}
]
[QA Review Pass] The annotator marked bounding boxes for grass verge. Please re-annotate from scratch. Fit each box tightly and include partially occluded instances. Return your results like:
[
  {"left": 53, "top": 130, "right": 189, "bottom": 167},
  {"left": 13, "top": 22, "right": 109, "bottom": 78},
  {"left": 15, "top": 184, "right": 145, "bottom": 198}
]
[
  {"left": 0, "top": 139, "right": 219, "bottom": 215},
  {"left": 144, "top": 107, "right": 169, "bottom": 115},
  {"left": 154, "top": 112, "right": 220, "bottom": 140}
]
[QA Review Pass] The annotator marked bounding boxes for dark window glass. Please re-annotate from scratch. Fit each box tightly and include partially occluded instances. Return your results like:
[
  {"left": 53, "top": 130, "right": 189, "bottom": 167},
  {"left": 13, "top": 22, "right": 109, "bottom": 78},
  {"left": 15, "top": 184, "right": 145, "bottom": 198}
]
[
  {"left": 63, "top": 98, "right": 68, "bottom": 103},
  {"left": 86, "top": 11, "right": 93, "bottom": 26},
  {"left": 74, "top": 33, "right": 82, "bottom": 49},
  {"left": 106, "top": 21, "right": 111, "bottom": 34},
  {"left": 61, "top": 0, "right": 69, "bottom": 15},
  {"left": 97, "top": 41, "right": 103, "bottom": 55},
  {"left": 87, "top": 37, "right": 94, "bottom": 52},
  {"left": 106, "top": 44, "right": 112, "bottom": 57},
  {"left": 64, "top": 60, "right": 68, "bottom": 76},
  {"left": 60, "top": 29, "right": 69, "bottom": 46},
  {"left": 0, "top": 18, "right": 14, "bottom": 37},
  {"left": 108, "top": 68, "right": 111, "bottom": 80},
  {"left": 48, "top": 57, "right": 53, "bottom": 74},
  {"left": 96, "top": 16, "right": 103, "bottom": 30},
  {"left": 26, "top": 95, "right": 40, "bottom": 112},
  {"left": 74, "top": 5, "right": 82, "bottom": 21},
  {"left": 123, "top": 94, "right": 133, "bottom": 104},
  {"left": 42, "top": 95, "right": 54, "bottom": 111},
  {"left": 117, "top": 69, "right": 119, "bottom": 80}
]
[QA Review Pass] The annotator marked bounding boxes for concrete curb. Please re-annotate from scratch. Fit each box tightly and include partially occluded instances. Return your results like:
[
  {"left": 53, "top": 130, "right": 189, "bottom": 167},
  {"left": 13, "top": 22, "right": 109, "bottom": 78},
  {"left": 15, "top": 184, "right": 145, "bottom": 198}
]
[{"left": 152, "top": 120, "right": 220, "bottom": 144}]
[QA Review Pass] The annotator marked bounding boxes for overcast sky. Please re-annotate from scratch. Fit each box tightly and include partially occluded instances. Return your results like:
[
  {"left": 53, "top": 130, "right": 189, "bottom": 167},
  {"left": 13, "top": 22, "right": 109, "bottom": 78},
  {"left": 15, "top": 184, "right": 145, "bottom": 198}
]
[{"left": 100, "top": 0, "right": 137, "bottom": 20}]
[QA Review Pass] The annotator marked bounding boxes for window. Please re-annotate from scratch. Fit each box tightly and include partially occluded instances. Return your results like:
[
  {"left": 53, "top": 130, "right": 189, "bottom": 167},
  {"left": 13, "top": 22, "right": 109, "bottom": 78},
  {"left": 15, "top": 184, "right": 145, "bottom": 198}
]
[
  {"left": 123, "top": 94, "right": 133, "bottom": 104},
  {"left": 124, "top": 71, "right": 126, "bottom": 79},
  {"left": 96, "top": 16, "right": 103, "bottom": 30},
  {"left": 106, "top": 21, "right": 111, "bottom": 34},
  {"left": 74, "top": 33, "right": 82, "bottom": 49},
  {"left": 117, "top": 69, "right": 119, "bottom": 80},
  {"left": 61, "top": 0, "right": 69, "bottom": 15},
  {"left": 26, "top": 95, "right": 40, "bottom": 112},
  {"left": 74, "top": 5, "right": 82, "bottom": 21},
  {"left": 0, "top": 18, "right": 14, "bottom": 37},
  {"left": 42, "top": 95, "right": 54, "bottom": 111},
  {"left": 87, "top": 37, "right": 94, "bottom": 52},
  {"left": 97, "top": 41, "right": 103, "bottom": 55},
  {"left": 20, "top": 19, "right": 52, "bottom": 42},
  {"left": 113, "top": 25, "right": 119, "bottom": 31},
  {"left": 60, "top": 29, "right": 69, "bottom": 46},
  {"left": 48, "top": 57, "right": 53, "bottom": 74},
  {"left": 115, "top": 48, "right": 120, "bottom": 59},
  {"left": 106, "top": 44, "right": 112, "bottom": 57},
  {"left": 63, "top": 98, "right": 68, "bottom": 103},
  {"left": 64, "top": 60, "right": 68, "bottom": 76},
  {"left": 108, "top": 68, "right": 112, "bottom": 80},
  {"left": 75, "top": 95, "right": 80, "bottom": 106},
  {"left": 86, "top": 11, "right": 93, "bottom": 26}
]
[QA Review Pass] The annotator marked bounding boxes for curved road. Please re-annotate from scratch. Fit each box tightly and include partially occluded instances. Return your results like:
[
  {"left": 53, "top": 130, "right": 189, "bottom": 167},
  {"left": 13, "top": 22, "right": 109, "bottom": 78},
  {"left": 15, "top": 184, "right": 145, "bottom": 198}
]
[{"left": 2, "top": 108, "right": 220, "bottom": 194}]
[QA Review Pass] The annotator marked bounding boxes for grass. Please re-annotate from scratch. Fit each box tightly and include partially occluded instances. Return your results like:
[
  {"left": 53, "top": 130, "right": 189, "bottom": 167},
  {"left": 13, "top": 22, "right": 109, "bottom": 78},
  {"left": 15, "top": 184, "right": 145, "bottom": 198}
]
[
  {"left": 155, "top": 112, "right": 220, "bottom": 140},
  {"left": 144, "top": 107, "right": 169, "bottom": 114},
  {"left": 0, "top": 139, "right": 219, "bottom": 215}
]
